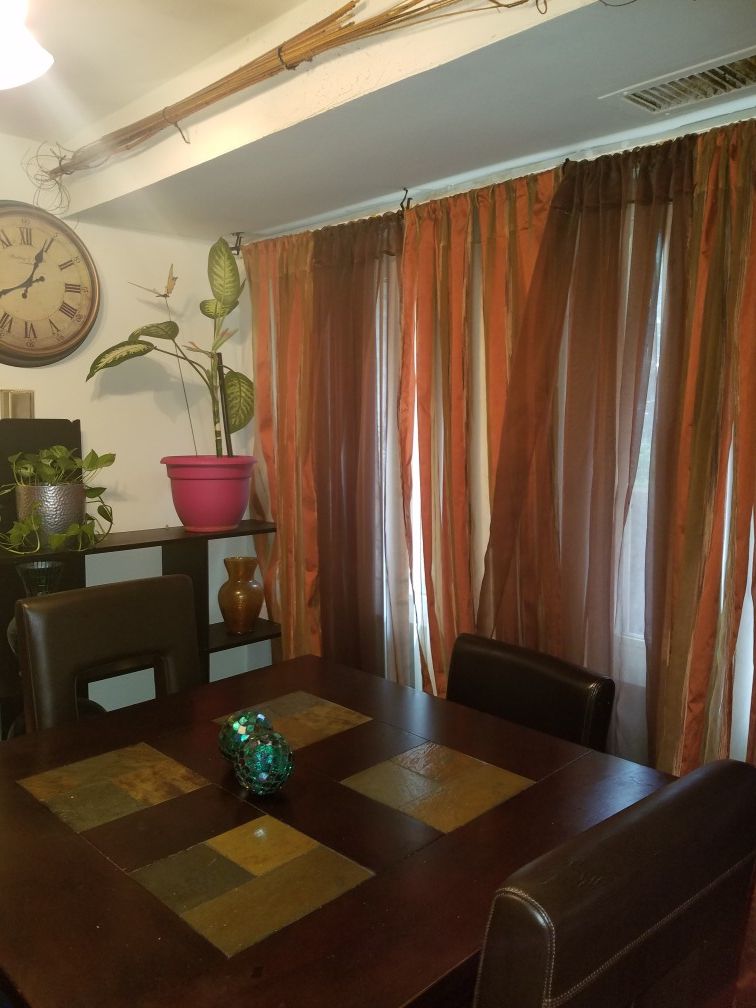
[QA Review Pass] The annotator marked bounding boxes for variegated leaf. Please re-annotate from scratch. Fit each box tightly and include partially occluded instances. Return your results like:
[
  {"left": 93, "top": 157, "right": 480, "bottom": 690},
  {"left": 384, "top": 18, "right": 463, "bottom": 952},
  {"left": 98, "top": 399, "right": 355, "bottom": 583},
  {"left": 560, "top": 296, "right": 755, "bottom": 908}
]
[
  {"left": 207, "top": 238, "right": 241, "bottom": 308},
  {"left": 199, "top": 298, "right": 237, "bottom": 320},
  {"left": 128, "top": 321, "right": 179, "bottom": 342},
  {"left": 223, "top": 369, "right": 254, "bottom": 433},
  {"left": 86, "top": 340, "right": 154, "bottom": 380}
]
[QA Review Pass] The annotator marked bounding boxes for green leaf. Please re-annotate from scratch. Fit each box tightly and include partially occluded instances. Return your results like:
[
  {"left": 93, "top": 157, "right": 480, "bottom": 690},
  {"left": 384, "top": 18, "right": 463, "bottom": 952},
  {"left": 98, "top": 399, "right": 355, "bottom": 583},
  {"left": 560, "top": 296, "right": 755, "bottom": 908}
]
[
  {"left": 199, "top": 298, "right": 238, "bottom": 320},
  {"left": 129, "top": 321, "right": 179, "bottom": 342},
  {"left": 35, "top": 461, "right": 60, "bottom": 484},
  {"left": 81, "top": 450, "right": 115, "bottom": 471},
  {"left": 13, "top": 459, "right": 37, "bottom": 482},
  {"left": 87, "top": 341, "right": 154, "bottom": 380},
  {"left": 85, "top": 486, "right": 106, "bottom": 499},
  {"left": 223, "top": 370, "right": 255, "bottom": 433},
  {"left": 97, "top": 503, "right": 113, "bottom": 523},
  {"left": 207, "top": 238, "right": 241, "bottom": 308}
]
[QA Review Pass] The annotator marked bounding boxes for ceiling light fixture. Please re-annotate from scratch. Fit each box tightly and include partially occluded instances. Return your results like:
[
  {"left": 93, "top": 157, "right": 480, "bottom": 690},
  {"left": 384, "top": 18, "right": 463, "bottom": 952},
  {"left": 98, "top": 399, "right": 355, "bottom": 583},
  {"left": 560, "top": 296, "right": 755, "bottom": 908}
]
[{"left": 0, "top": 0, "right": 53, "bottom": 91}]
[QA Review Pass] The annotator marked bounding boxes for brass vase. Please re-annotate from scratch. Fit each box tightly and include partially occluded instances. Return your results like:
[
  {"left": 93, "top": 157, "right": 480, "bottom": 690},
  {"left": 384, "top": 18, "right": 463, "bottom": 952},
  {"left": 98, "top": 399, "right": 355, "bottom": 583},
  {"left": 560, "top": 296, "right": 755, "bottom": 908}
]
[{"left": 218, "top": 556, "right": 264, "bottom": 634}]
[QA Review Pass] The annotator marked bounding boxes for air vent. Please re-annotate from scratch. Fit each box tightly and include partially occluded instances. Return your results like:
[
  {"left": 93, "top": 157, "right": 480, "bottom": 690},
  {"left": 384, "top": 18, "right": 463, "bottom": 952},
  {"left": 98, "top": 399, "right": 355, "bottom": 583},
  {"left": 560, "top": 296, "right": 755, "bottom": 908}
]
[{"left": 622, "top": 55, "right": 756, "bottom": 113}]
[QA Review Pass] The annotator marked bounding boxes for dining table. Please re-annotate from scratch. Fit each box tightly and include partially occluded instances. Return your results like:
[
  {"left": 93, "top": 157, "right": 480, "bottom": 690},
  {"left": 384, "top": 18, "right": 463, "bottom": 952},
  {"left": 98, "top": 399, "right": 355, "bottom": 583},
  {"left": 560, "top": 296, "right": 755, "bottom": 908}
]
[{"left": 0, "top": 654, "right": 669, "bottom": 1008}]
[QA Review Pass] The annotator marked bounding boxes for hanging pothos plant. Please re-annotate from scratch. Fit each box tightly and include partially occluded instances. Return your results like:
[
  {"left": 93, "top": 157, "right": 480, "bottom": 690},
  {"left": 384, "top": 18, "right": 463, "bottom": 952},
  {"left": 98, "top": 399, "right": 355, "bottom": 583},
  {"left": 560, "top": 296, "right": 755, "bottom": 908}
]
[
  {"left": 0, "top": 445, "right": 115, "bottom": 554},
  {"left": 87, "top": 237, "right": 254, "bottom": 456}
]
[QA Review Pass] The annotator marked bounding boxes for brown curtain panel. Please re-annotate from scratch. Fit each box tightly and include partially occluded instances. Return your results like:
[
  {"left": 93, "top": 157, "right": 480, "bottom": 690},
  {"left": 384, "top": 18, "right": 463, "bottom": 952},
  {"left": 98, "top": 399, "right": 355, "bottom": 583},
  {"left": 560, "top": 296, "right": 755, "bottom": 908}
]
[
  {"left": 545, "top": 149, "right": 669, "bottom": 687},
  {"left": 244, "top": 214, "right": 409, "bottom": 679},
  {"left": 645, "top": 120, "right": 756, "bottom": 776},
  {"left": 469, "top": 145, "right": 687, "bottom": 759},
  {"left": 310, "top": 216, "right": 406, "bottom": 678},
  {"left": 474, "top": 171, "right": 562, "bottom": 653}
]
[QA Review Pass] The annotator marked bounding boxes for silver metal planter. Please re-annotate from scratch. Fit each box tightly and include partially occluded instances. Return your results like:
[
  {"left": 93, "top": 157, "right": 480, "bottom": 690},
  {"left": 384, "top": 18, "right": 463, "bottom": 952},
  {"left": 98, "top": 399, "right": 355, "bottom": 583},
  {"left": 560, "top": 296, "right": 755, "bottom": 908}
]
[{"left": 16, "top": 483, "right": 86, "bottom": 537}]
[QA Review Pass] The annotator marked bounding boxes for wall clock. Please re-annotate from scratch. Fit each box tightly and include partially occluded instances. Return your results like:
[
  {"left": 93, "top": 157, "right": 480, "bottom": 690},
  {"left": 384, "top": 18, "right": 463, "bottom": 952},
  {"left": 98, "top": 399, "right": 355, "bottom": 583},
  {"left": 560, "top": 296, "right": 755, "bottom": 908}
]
[{"left": 0, "top": 201, "right": 100, "bottom": 367}]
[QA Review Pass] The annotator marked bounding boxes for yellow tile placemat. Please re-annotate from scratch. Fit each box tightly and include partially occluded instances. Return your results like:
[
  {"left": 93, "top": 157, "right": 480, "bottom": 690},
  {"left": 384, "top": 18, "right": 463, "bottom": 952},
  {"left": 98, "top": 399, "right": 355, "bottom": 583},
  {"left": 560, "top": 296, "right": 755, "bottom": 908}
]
[
  {"left": 342, "top": 741, "right": 533, "bottom": 833},
  {"left": 20, "top": 742, "right": 208, "bottom": 832},
  {"left": 179, "top": 820, "right": 372, "bottom": 957},
  {"left": 217, "top": 691, "right": 371, "bottom": 750},
  {"left": 125, "top": 814, "right": 371, "bottom": 957}
]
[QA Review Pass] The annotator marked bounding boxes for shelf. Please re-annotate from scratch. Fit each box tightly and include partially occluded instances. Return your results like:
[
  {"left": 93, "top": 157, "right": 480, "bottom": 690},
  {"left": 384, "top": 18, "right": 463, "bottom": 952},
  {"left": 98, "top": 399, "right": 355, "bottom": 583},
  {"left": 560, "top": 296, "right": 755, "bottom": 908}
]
[
  {"left": 0, "top": 419, "right": 282, "bottom": 737},
  {"left": 0, "top": 519, "right": 277, "bottom": 566},
  {"left": 207, "top": 618, "right": 282, "bottom": 654}
]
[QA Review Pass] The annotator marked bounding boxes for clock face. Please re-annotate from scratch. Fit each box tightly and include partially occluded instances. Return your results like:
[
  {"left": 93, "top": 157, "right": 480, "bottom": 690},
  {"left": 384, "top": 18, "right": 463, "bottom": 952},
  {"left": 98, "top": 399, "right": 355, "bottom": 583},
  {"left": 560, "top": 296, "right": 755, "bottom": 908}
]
[{"left": 0, "top": 201, "right": 100, "bottom": 367}]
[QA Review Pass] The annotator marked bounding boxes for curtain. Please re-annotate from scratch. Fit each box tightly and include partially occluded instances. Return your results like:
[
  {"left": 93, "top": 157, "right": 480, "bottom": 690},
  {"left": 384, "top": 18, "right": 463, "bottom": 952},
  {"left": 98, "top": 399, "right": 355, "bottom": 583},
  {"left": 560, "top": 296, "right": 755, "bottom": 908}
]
[
  {"left": 397, "top": 121, "right": 755, "bottom": 766},
  {"left": 398, "top": 194, "right": 475, "bottom": 695},
  {"left": 470, "top": 150, "right": 667, "bottom": 757},
  {"left": 645, "top": 121, "right": 756, "bottom": 776},
  {"left": 243, "top": 214, "right": 411, "bottom": 681},
  {"left": 244, "top": 119, "right": 756, "bottom": 776},
  {"left": 244, "top": 233, "right": 316, "bottom": 657},
  {"left": 398, "top": 172, "right": 558, "bottom": 695}
]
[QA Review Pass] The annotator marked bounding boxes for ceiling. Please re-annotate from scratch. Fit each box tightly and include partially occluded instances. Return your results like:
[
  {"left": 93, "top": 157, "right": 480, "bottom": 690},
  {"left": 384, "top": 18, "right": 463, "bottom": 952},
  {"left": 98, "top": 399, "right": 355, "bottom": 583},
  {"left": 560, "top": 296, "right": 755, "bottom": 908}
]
[
  {"left": 2, "top": 0, "right": 755, "bottom": 240},
  {"left": 2, "top": 0, "right": 305, "bottom": 140}
]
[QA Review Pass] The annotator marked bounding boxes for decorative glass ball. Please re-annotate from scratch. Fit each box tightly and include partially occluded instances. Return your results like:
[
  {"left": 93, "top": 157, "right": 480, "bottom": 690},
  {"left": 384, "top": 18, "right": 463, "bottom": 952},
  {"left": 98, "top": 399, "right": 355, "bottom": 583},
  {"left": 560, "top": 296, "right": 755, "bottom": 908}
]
[
  {"left": 218, "top": 709, "right": 272, "bottom": 761},
  {"left": 234, "top": 729, "right": 294, "bottom": 795}
]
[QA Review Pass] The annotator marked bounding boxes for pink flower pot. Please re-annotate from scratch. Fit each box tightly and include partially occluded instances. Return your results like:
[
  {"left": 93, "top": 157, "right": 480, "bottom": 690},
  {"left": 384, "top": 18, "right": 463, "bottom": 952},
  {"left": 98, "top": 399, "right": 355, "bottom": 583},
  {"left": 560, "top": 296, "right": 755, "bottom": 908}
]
[{"left": 160, "top": 455, "right": 257, "bottom": 533}]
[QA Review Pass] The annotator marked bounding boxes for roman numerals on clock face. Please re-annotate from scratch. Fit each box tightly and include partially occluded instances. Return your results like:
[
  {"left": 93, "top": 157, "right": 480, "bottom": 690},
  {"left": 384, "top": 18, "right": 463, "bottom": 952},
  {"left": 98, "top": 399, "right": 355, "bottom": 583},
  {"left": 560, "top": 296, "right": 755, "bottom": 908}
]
[{"left": 0, "top": 202, "right": 99, "bottom": 366}]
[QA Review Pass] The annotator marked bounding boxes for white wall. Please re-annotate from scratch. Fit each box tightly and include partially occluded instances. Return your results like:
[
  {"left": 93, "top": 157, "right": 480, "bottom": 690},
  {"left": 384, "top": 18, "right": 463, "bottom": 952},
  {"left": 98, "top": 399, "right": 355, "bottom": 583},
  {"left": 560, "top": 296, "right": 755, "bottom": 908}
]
[
  {"left": 1, "top": 134, "right": 271, "bottom": 701},
  {"left": 2, "top": 219, "right": 254, "bottom": 527}
]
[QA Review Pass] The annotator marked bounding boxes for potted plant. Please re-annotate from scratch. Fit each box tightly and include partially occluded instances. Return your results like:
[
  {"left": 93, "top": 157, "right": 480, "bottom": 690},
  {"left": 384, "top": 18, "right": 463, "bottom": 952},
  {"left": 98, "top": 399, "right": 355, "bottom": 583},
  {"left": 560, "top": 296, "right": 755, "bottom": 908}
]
[
  {"left": 86, "top": 237, "right": 256, "bottom": 532},
  {"left": 0, "top": 444, "right": 115, "bottom": 554}
]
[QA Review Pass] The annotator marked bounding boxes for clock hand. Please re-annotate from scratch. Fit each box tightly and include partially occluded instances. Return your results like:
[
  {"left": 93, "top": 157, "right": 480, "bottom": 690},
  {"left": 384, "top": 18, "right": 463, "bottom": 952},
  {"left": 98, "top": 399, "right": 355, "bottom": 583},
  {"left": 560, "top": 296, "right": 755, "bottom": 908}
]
[
  {"left": 22, "top": 246, "right": 45, "bottom": 287},
  {"left": 0, "top": 245, "right": 47, "bottom": 298},
  {"left": 20, "top": 275, "right": 45, "bottom": 299}
]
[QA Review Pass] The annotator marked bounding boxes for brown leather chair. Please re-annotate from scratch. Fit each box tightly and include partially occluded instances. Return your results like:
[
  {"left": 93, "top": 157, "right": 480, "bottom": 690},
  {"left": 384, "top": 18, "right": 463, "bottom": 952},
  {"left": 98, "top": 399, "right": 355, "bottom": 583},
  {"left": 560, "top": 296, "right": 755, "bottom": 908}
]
[
  {"left": 447, "top": 633, "right": 615, "bottom": 751},
  {"left": 474, "top": 759, "right": 756, "bottom": 1008},
  {"left": 15, "top": 574, "right": 204, "bottom": 732}
]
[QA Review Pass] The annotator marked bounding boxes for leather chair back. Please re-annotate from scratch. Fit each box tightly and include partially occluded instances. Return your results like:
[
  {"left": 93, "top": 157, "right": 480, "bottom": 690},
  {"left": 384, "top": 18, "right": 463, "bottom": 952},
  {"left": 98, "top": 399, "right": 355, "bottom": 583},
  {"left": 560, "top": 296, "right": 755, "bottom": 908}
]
[
  {"left": 474, "top": 759, "right": 756, "bottom": 1008},
  {"left": 447, "top": 633, "right": 615, "bottom": 751},
  {"left": 16, "top": 574, "right": 204, "bottom": 731}
]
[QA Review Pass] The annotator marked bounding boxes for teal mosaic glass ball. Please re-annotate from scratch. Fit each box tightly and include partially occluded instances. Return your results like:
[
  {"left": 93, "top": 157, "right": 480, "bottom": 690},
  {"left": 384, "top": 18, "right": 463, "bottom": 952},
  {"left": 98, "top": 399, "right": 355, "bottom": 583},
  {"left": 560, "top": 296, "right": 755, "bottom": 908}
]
[
  {"left": 234, "top": 729, "right": 294, "bottom": 795},
  {"left": 218, "top": 710, "right": 272, "bottom": 761}
]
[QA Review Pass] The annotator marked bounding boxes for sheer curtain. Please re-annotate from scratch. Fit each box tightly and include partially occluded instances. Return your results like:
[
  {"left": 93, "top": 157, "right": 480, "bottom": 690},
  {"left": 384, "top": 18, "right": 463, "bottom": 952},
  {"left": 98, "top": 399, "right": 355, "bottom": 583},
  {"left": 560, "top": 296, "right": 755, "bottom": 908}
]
[
  {"left": 243, "top": 214, "right": 413, "bottom": 682},
  {"left": 398, "top": 173, "right": 559, "bottom": 695},
  {"left": 400, "top": 121, "right": 756, "bottom": 767},
  {"left": 645, "top": 121, "right": 756, "bottom": 775},
  {"left": 244, "top": 119, "right": 756, "bottom": 775}
]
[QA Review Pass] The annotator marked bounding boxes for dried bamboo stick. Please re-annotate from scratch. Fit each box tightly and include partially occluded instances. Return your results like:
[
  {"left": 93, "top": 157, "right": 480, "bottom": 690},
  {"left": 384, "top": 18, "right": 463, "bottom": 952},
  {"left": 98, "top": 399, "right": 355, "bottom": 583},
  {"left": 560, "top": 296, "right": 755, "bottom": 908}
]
[{"left": 36, "top": 0, "right": 541, "bottom": 187}]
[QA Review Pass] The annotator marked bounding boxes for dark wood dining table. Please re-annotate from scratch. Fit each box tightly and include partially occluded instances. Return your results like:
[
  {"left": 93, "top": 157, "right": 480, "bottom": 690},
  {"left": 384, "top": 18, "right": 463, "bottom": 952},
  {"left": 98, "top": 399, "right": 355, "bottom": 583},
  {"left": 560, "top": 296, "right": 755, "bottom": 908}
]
[{"left": 0, "top": 654, "right": 669, "bottom": 1008}]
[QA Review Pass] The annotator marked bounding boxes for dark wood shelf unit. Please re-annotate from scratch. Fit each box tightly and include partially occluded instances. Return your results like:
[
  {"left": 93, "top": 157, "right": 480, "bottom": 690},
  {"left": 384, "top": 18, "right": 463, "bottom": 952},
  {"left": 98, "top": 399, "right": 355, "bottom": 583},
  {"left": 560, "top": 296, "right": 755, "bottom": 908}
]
[
  {"left": 0, "top": 420, "right": 280, "bottom": 737},
  {"left": 207, "top": 617, "right": 281, "bottom": 654}
]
